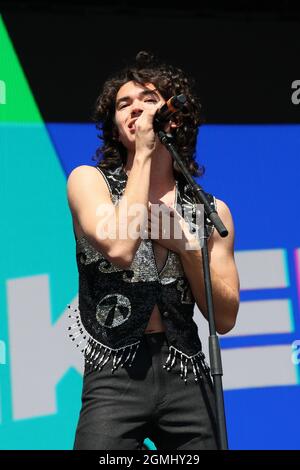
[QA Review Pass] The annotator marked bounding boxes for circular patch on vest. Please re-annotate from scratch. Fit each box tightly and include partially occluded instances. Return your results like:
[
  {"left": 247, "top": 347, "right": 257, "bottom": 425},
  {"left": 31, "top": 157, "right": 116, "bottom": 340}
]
[{"left": 95, "top": 294, "right": 131, "bottom": 328}]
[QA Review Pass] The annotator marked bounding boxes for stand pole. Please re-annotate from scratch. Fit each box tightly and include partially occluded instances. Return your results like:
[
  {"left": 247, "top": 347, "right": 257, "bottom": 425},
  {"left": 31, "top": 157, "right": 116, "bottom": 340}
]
[{"left": 158, "top": 130, "right": 229, "bottom": 450}]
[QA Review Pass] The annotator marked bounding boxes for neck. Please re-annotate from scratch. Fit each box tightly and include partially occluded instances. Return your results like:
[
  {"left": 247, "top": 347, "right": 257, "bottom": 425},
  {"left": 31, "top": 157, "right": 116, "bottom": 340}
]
[{"left": 124, "top": 151, "right": 176, "bottom": 195}]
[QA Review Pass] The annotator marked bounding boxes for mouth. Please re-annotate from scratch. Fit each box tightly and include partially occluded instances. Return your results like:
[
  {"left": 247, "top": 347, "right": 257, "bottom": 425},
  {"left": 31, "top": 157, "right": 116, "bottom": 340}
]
[{"left": 128, "top": 118, "right": 138, "bottom": 130}]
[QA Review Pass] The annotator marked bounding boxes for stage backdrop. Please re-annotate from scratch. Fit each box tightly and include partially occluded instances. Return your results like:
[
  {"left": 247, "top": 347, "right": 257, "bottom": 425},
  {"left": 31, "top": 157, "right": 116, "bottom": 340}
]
[{"left": 0, "top": 12, "right": 299, "bottom": 449}]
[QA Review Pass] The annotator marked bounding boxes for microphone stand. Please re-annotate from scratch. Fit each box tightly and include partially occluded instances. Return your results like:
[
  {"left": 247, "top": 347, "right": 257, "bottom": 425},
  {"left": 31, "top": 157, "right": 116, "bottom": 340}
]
[{"left": 158, "top": 130, "right": 229, "bottom": 450}]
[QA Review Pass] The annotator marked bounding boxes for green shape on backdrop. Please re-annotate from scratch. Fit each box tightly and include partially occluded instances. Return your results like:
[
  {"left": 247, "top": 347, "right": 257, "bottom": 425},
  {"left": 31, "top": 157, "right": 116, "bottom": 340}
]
[{"left": 0, "top": 16, "right": 42, "bottom": 122}]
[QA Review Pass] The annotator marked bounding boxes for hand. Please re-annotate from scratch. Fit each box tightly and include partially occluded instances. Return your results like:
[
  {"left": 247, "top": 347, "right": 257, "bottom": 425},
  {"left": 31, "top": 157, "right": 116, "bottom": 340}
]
[
  {"left": 134, "top": 101, "right": 167, "bottom": 156},
  {"left": 145, "top": 201, "right": 202, "bottom": 254}
]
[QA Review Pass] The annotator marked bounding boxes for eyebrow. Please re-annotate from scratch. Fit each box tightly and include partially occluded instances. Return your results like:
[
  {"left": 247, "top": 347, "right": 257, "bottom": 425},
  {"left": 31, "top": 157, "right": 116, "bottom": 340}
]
[{"left": 116, "top": 89, "right": 160, "bottom": 109}]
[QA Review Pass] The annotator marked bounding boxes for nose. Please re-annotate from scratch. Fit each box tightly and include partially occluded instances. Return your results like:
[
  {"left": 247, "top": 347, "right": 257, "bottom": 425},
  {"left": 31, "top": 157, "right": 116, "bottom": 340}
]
[
  {"left": 130, "top": 99, "right": 144, "bottom": 118},
  {"left": 131, "top": 107, "right": 143, "bottom": 119}
]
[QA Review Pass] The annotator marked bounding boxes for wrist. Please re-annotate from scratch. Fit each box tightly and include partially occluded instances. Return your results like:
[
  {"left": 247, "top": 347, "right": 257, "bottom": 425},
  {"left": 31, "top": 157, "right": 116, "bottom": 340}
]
[
  {"left": 134, "top": 150, "right": 154, "bottom": 162},
  {"left": 179, "top": 240, "right": 202, "bottom": 259}
]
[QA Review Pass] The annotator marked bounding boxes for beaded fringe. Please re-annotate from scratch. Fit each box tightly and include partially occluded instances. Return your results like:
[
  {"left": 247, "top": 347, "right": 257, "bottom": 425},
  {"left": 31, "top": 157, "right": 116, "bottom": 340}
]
[
  {"left": 163, "top": 345, "right": 212, "bottom": 385},
  {"left": 67, "top": 304, "right": 140, "bottom": 374},
  {"left": 67, "top": 303, "right": 212, "bottom": 384}
]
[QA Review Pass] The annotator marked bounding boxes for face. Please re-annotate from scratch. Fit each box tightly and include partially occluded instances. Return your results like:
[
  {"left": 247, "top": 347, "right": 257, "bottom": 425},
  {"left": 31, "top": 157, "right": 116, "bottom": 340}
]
[{"left": 114, "top": 81, "right": 166, "bottom": 151}]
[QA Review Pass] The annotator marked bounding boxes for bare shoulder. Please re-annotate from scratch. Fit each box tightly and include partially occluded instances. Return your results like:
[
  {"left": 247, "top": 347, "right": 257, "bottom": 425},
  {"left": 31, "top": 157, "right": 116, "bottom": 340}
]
[
  {"left": 66, "top": 165, "right": 111, "bottom": 215},
  {"left": 67, "top": 164, "right": 108, "bottom": 194},
  {"left": 210, "top": 197, "right": 236, "bottom": 249},
  {"left": 67, "top": 164, "right": 102, "bottom": 186},
  {"left": 214, "top": 198, "right": 234, "bottom": 226}
]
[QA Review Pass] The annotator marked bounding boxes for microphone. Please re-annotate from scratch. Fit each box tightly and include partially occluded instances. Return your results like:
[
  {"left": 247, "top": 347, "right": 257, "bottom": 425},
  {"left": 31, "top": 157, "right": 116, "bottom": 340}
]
[{"left": 153, "top": 94, "right": 187, "bottom": 132}]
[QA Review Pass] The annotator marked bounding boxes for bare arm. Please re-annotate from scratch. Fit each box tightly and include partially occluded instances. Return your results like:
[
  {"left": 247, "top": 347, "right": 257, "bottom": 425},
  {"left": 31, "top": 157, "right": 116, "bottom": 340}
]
[
  {"left": 67, "top": 158, "right": 154, "bottom": 268},
  {"left": 179, "top": 199, "right": 240, "bottom": 334},
  {"left": 66, "top": 102, "right": 165, "bottom": 269},
  {"left": 147, "top": 197, "right": 240, "bottom": 333}
]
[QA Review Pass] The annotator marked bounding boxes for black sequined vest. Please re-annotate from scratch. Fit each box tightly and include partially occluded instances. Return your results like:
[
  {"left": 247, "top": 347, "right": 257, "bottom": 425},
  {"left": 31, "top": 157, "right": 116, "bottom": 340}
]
[{"left": 67, "top": 163, "right": 216, "bottom": 383}]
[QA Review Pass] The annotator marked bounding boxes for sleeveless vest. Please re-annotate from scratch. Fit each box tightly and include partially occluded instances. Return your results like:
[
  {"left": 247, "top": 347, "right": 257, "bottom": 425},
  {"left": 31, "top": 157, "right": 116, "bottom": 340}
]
[{"left": 67, "top": 164, "right": 216, "bottom": 384}]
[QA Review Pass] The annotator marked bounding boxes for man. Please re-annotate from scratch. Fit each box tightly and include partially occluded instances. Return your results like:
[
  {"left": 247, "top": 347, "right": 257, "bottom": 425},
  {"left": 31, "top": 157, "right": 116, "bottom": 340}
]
[{"left": 67, "top": 51, "right": 240, "bottom": 450}]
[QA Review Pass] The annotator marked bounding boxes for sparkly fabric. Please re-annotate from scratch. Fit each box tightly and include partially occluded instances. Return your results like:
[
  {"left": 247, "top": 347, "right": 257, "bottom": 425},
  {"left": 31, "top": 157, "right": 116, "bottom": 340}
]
[{"left": 68, "top": 163, "right": 216, "bottom": 383}]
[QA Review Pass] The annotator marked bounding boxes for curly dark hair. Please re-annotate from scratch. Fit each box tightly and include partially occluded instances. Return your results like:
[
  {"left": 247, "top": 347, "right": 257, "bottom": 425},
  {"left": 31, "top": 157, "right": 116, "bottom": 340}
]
[{"left": 92, "top": 51, "right": 205, "bottom": 181}]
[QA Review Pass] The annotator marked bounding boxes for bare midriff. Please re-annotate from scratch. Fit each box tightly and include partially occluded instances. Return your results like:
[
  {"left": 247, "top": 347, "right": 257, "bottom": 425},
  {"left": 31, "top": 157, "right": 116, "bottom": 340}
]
[{"left": 144, "top": 239, "right": 168, "bottom": 334}]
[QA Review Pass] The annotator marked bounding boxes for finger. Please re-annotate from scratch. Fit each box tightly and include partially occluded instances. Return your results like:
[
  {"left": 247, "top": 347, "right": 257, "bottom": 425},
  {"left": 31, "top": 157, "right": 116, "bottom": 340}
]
[{"left": 139, "top": 101, "right": 164, "bottom": 126}]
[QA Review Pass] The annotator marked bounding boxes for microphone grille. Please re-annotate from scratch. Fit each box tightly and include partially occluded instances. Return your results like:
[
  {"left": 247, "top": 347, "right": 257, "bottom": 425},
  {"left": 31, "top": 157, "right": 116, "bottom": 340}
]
[{"left": 172, "top": 94, "right": 187, "bottom": 109}]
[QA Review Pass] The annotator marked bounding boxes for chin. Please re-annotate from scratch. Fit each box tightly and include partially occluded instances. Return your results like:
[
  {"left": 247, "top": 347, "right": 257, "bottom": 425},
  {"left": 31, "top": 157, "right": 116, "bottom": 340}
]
[{"left": 118, "top": 136, "right": 133, "bottom": 151}]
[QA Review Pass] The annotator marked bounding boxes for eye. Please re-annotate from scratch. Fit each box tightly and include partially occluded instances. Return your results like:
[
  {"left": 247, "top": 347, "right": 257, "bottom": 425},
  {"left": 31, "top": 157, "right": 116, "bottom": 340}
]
[
  {"left": 119, "top": 103, "right": 128, "bottom": 109},
  {"left": 145, "top": 99, "right": 157, "bottom": 103}
]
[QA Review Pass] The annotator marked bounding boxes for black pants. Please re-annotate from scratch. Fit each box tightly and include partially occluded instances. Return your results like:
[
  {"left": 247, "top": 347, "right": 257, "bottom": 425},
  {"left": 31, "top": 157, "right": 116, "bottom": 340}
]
[{"left": 73, "top": 332, "right": 218, "bottom": 450}]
